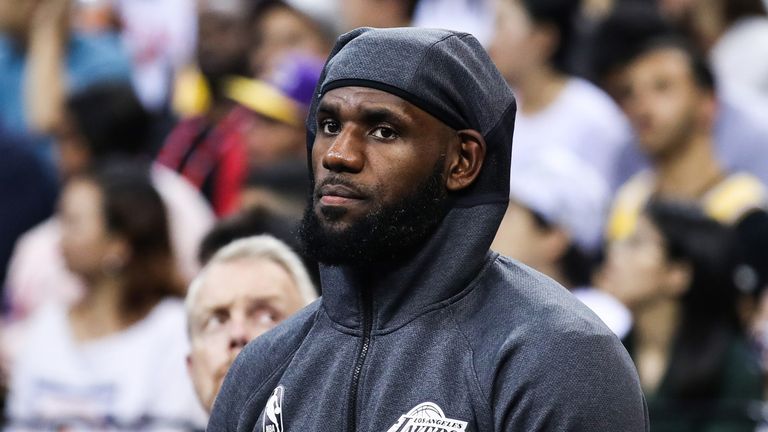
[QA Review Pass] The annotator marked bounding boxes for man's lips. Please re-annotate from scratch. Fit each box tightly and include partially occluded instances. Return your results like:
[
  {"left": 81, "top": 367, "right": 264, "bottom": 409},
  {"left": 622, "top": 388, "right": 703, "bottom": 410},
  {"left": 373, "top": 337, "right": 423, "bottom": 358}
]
[{"left": 317, "top": 184, "right": 365, "bottom": 206}]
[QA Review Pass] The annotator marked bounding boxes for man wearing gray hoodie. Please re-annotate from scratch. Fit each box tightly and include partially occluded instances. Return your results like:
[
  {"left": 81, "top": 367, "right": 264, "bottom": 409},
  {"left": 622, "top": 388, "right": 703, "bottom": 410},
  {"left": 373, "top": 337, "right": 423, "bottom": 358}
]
[{"left": 208, "top": 27, "right": 648, "bottom": 432}]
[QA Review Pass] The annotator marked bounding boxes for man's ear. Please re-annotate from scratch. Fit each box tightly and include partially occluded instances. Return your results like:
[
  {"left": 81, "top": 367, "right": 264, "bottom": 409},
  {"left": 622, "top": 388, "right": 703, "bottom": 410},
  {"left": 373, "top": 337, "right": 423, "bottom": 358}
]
[{"left": 446, "top": 129, "right": 486, "bottom": 192}]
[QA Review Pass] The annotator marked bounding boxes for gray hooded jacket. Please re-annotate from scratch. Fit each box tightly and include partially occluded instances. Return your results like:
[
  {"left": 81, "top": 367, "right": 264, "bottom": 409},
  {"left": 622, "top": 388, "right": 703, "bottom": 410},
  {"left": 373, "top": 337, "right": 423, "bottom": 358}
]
[{"left": 208, "top": 27, "right": 649, "bottom": 432}]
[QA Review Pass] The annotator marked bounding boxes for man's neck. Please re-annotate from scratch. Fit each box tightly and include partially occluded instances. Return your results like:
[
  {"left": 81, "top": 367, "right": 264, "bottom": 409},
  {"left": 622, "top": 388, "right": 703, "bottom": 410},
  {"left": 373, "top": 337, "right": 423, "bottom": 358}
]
[
  {"left": 654, "top": 134, "right": 724, "bottom": 199},
  {"left": 514, "top": 65, "right": 568, "bottom": 115}
]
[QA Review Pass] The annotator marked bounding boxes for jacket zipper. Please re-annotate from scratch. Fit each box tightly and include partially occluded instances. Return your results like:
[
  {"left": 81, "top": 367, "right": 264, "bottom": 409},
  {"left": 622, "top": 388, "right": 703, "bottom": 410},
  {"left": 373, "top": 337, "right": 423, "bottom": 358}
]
[{"left": 348, "top": 288, "right": 373, "bottom": 431}]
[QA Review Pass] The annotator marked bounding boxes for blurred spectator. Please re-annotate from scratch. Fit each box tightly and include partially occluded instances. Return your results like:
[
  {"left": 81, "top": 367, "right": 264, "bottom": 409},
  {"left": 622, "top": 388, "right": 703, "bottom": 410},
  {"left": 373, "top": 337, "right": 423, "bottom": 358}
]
[
  {"left": 734, "top": 210, "right": 768, "bottom": 376},
  {"left": 114, "top": 0, "right": 197, "bottom": 112},
  {"left": 607, "top": 37, "right": 767, "bottom": 242},
  {"left": 413, "top": 0, "right": 495, "bottom": 46},
  {"left": 339, "top": 0, "right": 417, "bottom": 31},
  {"left": 0, "top": 129, "right": 58, "bottom": 297},
  {"left": 592, "top": 2, "right": 768, "bottom": 187},
  {"left": 4, "top": 83, "right": 213, "bottom": 323},
  {"left": 0, "top": 0, "right": 130, "bottom": 157},
  {"left": 705, "top": 0, "right": 768, "bottom": 105},
  {"left": 590, "top": 1, "right": 673, "bottom": 97},
  {"left": 489, "top": 0, "right": 632, "bottom": 190},
  {"left": 54, "top": 83, "right": 153, "bottom": 180},
  {"left": 661, "top": 0, "right": 768, "bottom": 168},
  {"left": 158, "top": 0, "right": 251, "bottom": 217},
  {"left": 186, "top": 235, "right": 316, "bottom": 412},
  {"left": 659, "top": 0, "right": 768, "bottom": 54},
  {"left": 71, "top": 0, "right": 119, "bottom": 33},
  {"left": 493, "top": 149, "right": 608, "bottom": 283},
  {"left": 491, "top": 148, "right": 631, "bottom": 338},
  {"left": 5, "top": 164, "right": 206, "bottom": 430},
  {"left": 198, "top": 208, "right": 299, "bottom": 266},
  {"left": 581, "top": 0, "right": 614, "bottom": 20},
  {"left": 64, "top": 0, "right": 196, "bottom": 150},
  {"left": 197, "top": 206, "right": 318, "bottom": 286},
  {"left": 603, "top": 201, "right": 763, "bottom": 431},
  {"left": 240, "top": 159, "right": 311, "bottom": 217},
  {"left": 249, "top": 0, "right": 335, "bottom": 77},
  {"left": 226, "top": 53, "right": 323, "bottom": 172}
]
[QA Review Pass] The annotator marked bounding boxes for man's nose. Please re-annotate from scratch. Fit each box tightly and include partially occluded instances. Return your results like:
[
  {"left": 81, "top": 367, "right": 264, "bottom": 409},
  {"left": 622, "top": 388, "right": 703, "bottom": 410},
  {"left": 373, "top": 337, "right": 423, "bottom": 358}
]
[
  {"left": 321, "top": 128, "right": 364, "bottom": 173},
  {"left": 228, "top": 319, "right": 250, "bottom": 351}
]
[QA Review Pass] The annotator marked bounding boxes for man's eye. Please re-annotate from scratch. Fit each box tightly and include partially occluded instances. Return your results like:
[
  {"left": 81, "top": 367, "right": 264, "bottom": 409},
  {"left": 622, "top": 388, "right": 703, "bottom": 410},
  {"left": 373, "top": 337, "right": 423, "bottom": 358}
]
[
  {"left": 371, "top": 127, "right": 398, "bottom": 140},
  {"left": 204, "top": 310, "right": 228, "bottom": 331},
  {"left": 256, "top": 309, "right": 279, "bottom": 326},
  {"left": 320, "top": 119, "right": 340, "bottom": 135}
]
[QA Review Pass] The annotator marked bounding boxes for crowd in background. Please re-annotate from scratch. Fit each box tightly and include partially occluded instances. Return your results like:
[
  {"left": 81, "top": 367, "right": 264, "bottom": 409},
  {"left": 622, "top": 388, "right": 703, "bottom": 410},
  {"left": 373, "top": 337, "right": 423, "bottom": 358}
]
[{"left": 1, "top": 0, "right": 768, "bottom": 430}]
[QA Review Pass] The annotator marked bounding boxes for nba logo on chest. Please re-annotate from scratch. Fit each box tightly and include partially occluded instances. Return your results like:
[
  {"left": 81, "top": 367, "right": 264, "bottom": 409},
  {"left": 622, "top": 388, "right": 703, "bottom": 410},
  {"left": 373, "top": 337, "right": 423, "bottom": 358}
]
[{"left": 262, "top": 386, "right": 284, "bottom": 432}]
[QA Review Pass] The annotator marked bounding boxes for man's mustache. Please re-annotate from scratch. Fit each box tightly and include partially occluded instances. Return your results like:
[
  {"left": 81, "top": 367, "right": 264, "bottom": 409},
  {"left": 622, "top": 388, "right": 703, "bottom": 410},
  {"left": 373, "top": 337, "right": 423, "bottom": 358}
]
[{"left": 314, "top": 176, "right": 370, "bottom": 200}]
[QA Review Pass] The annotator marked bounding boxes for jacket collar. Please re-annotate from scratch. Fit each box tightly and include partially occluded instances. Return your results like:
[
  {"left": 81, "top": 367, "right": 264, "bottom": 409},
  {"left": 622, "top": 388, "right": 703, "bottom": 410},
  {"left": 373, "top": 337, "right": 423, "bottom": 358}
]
[{"left": 320, "top": 203, "right": 506, "bottom": 333}]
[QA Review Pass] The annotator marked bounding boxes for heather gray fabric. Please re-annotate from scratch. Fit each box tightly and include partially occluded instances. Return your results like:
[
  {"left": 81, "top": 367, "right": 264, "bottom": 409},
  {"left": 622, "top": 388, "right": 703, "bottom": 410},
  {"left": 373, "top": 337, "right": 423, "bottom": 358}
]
[{"left": 208, "top": 27, "right": 648, "bottom": 432}]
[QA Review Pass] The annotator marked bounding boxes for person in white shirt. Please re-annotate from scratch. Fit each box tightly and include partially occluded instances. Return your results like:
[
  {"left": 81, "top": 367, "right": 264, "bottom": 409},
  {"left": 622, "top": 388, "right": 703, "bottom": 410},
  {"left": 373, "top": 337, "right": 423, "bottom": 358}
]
[
  {"left": 489, "top": 0, "right": 632, "bottom": 189},
  {"left": 6, "top": 163, "right": 206, "bottom": 431},
  {"left": 4, "top": 83, "right": 213, "bottom": 324},
  {"left": 491, "top": 147, "right": 632, "bottom": 338}
]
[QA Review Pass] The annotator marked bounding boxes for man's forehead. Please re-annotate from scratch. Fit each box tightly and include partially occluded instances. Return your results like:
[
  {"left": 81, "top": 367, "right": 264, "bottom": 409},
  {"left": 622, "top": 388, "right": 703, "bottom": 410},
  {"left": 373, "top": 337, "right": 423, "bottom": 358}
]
[
  {"left": 316, "top": 86, "right": 453, "bottom": 130},
  {"left": 318, "top": 87, "right": 417, "bottom": 114},
  {"left": 632, "top": 48, "right": 692, "bottom": 74},
  {"left": 192, "top": 259, "right": 294, "bottom": 311}
]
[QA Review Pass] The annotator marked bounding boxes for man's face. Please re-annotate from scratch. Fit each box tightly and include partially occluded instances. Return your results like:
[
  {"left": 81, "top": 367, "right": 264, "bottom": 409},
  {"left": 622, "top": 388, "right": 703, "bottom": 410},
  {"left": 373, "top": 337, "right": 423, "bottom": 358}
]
[
  {"left": 615, "top": 48, "right": 711, "bottom": 160},
  {"left": 300, "top": 86, "right": 454, "bottom": 265},
  {"left": 187, "top": 258, "right": 305, "bottom": 412},
  {"left": 196, "top": 0, "right": 249, "bottom": 81}
]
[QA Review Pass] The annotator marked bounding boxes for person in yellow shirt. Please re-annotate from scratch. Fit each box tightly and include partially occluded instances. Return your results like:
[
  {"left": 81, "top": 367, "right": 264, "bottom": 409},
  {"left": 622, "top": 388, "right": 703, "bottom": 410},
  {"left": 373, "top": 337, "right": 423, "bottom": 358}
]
[{"left": 607, "top": 36, "right": 766, "bottom": 242}]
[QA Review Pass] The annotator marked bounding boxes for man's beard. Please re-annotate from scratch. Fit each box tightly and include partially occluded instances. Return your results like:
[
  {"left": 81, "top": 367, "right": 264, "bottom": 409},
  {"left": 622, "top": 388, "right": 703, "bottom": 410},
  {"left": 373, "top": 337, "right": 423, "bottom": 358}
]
[{"left": 299, "top": 161, "right": 448, "bottom": 267}]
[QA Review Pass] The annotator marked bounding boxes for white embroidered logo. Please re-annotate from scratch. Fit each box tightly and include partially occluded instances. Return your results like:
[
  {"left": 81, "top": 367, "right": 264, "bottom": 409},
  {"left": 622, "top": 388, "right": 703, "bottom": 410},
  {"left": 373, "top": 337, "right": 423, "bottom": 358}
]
[
  {"left": 262, "top": 386, "right": 284, "bottom": 432},
  {"left": 386, "top": 402, "right": 468, "bottom": 432}
]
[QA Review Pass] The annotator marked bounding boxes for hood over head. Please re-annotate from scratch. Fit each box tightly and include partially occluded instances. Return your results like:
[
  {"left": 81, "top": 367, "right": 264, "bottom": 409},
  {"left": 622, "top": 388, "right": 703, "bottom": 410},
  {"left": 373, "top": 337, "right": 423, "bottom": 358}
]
[{"left": 306, "top": 27, "right": 517, "bottom": 332}]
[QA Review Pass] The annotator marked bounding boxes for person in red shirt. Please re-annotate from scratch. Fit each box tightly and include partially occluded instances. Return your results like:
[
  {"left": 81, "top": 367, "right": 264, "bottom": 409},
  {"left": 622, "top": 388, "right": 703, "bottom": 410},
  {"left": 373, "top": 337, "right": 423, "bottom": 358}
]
[{"left": 157, "top": 0, "right": 251, "bottom": 217}]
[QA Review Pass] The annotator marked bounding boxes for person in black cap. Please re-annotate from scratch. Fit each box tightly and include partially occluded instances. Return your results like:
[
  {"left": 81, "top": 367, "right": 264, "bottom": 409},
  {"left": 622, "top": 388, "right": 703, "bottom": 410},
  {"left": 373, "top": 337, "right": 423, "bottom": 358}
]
[{"left": 208, "top": 27, "right": 648, "bottom": 431}]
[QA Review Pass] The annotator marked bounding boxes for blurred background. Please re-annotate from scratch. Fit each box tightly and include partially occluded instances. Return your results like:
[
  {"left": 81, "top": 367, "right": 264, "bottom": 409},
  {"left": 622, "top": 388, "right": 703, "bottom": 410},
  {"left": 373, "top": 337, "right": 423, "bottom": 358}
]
[{"left": 0, "top": 0, "right": 767, "bottom": 430}]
